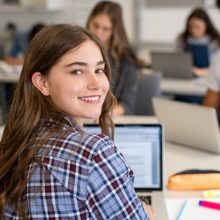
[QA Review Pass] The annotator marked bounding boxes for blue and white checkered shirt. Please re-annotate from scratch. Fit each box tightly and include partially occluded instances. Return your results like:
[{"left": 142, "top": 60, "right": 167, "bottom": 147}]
[{"left": 4, "top": 117, "right": 148, "bottom": 219}]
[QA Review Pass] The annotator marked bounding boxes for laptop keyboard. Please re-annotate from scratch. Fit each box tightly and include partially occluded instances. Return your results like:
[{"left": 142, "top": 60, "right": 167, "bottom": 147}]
[{"left": 139, "top": 195, "right": 152, "bottom": 205}]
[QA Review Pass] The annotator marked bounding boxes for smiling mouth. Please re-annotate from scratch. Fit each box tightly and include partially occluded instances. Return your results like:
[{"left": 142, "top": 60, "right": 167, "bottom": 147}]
[{"left": 78, "top": 95, "right": 101, "bottom": 103}]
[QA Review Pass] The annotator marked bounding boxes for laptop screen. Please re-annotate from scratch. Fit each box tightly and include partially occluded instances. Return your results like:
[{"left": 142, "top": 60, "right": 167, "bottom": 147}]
[{"left": 84, "top": 124, "right": 163, "bottom": 191}]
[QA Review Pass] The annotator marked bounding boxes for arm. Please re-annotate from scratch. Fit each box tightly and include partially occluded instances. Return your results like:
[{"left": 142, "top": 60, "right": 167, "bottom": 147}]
[
  {"left": 4, "top": 55, "right": 24, "bottom": 65},
  {"left": 86, "top": 139, "right": 149, "bottom": 219},
  {"left": 192, "top": 67, "right": 209, "bottom": 76}
]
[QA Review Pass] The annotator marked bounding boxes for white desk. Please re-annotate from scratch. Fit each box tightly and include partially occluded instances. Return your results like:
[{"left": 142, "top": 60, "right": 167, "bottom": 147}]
[
  {"left": 0, "top": 72, "right": 19, "bottom": 83},
  {"left": 165, "top": 142, "right": 220, "bottom": 195},
  {"left": 161, "top": 77, "right": 207, "bottom": 96},
  {"left": 142, "top": 69, "right": 207, "bottom": 97}
]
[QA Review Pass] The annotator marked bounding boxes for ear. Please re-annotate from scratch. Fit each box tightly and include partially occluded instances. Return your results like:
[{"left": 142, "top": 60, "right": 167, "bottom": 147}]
[{"left": 32, "top": 72, "right": 50, "bottom": 96}]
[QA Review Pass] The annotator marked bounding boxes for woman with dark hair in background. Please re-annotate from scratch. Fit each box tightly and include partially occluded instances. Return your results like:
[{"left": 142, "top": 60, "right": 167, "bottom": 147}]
[
  {"left": 87, "top": 1, "right": 145, "bottom": 116},
  {"left": 177, "top": 7, "right": 220, "bottom": 76}
]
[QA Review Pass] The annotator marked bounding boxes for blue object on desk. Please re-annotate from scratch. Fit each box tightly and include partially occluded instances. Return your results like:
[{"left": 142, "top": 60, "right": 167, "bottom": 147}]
[
  {"left": 187, "top": 44, "right": 210, "bottom": 68},
  {"left": 176, "top": 200, "right": 188, "bottom": 220}
]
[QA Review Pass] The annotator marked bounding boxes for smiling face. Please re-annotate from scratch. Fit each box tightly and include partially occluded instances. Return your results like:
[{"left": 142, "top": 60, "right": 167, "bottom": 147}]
[{"left": 33, "top": 40, "right": 109, "bottom": 125}]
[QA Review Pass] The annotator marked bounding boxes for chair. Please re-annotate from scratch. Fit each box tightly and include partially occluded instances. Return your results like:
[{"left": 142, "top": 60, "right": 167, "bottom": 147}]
[{"left": 135, "top": 72, "right": 162, "bottom": 115}]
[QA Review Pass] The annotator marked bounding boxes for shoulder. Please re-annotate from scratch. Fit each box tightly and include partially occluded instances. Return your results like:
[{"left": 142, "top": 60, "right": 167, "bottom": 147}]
[
  {"left": 120, "top": 54, "right": 136, "bottom": 66},
  {"left": 119, "top": 54, "right": 138, "bottom": 76},
  {"left": 41, "top": 129, "right": 115, "bottom": 164}
]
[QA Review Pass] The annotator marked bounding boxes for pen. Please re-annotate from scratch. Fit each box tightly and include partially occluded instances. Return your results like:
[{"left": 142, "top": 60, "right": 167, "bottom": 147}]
[
  {"left": 176, "top": 200, "right": 188, "bottom": 220},
  {"left": 199, "top": 200, "right": 220, "bottom": 211}
]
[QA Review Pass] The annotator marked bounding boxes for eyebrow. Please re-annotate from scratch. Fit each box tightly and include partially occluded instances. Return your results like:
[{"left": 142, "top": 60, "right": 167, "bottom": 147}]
[{"left": 64, "top": 60, "right": 105, "bottom": 68}]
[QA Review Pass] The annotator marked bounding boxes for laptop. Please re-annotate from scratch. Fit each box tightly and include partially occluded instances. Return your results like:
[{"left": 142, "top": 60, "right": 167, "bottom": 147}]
[
  {"left": 153, "top": 97, "right": 220, "bottom": 154},
  {"left": 151, "top": 51, "right": 194, "bottom": 79},
  {"left": 84, "top": 123, "right": 168, "bottom": 219}
]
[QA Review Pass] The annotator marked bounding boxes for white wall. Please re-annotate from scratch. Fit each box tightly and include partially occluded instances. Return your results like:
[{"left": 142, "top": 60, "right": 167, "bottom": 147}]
[
  {"left": 0, "top": 0, "right": 134, "bottom": 41},
  {"left": 140, "top": 7, "right": 220, "bottom": 44}
]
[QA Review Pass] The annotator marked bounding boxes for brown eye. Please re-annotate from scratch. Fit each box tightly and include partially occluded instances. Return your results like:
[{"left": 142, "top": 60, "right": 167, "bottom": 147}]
[
  {"left": 95, "top": 68, "right": 105, "bottom": 74},
  {"left": 71, "top": 70, "right": 83, "bottom": 75}
]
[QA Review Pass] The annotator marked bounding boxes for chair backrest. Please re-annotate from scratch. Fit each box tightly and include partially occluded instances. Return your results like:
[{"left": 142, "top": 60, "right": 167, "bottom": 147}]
[{"left": 135, "top": 72, "right": 161, "bottom": 115}]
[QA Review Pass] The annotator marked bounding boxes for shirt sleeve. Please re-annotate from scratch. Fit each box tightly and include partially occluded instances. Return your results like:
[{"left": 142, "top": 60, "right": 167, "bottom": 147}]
[
  {"left": 207, "top": 51, "right": 220, "bottom": 92},
  {"left": 86, "top": 138, "right": 148, "bottom": 220}
]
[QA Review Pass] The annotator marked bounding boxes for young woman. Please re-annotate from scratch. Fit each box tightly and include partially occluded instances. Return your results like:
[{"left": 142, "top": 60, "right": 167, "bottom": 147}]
[
  {"left": 0, "top": 24, "right": 153, "bottom": 219},
  {"left": 177, "top": 7, "right": 220, "bottom": 76},
  {"left": 87, "top": 1, "right": 144, "bottom": 116}
]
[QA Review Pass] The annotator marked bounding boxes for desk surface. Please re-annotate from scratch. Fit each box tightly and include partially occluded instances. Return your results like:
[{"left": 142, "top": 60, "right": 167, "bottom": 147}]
[
  {"left": 0, "top": 72, "right": 19, "bottom": 83},
  {"left": 161, "top": 77, "right": 207, "bottom": 96}
]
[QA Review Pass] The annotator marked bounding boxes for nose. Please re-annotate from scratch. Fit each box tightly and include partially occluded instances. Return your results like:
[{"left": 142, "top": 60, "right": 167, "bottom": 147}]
[{"left": 87, "top": 73, "right": 100, "bottom": 90}]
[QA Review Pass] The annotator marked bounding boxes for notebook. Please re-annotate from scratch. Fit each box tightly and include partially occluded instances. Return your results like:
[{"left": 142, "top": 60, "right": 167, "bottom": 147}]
[
  {"left": 153, "top": 97, "right": 220, "bottom": 154},
  {"left": 151, "top": 51, "right": 194, "bottom": 79},
  {"left": 84, "top": 123, "right": 168, "bottom": 219}
]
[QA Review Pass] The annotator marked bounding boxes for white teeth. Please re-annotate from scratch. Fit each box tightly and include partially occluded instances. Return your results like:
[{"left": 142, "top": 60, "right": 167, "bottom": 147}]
[{"left": 80, "top": 96, "right": 100, "bottom": 101}]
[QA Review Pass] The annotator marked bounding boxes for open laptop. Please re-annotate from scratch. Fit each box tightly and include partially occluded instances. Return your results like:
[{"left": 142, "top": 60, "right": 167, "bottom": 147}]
[
  {"left": 84, "top": 123, "right": 168, "bottom": 219},
  {"left": 151, "top": 51, "right": 194, "bottom": 79},
  {"left": 153, "top": 97, "right": 220, "bottom": 154}
]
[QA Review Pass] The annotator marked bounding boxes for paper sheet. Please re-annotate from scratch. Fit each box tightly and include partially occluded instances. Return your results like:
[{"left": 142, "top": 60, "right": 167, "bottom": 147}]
[{"left": 165, "top": 198, "right": 220, "bottom": 220}]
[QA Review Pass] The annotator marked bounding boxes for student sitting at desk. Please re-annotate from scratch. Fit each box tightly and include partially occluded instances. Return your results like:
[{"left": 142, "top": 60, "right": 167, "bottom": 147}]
[
  {"left": 4, "top": 23, "right": 45, "bottom": 66},
  {"left": 87, "top": 1, "right": 145, "bottom": 116},
  {"left": 0, "top": 24, "right": 154, "bottom": 219},
  {"left": 177, "top": 7, "right": 220, "bottom": 77}
]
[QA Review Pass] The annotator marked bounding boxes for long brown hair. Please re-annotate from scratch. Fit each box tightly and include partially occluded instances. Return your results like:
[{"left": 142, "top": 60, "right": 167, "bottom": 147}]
[
  {"left": 0, "top": 24, "right": 116, "bottom": 218},
  {"left": 86, "top": 1, "right": 144, "bottom": 68},
  {"left": 180, "top": 7, "right": 220, "bottom": 49}
]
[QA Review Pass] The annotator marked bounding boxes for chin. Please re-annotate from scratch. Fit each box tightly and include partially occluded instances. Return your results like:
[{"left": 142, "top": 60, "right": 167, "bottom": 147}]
[
  {"left": 84, "top": 112, "right": 101, "bottom": 121},
  {"left": 92, "top": 112, "right": 102, "bottom": 120}
]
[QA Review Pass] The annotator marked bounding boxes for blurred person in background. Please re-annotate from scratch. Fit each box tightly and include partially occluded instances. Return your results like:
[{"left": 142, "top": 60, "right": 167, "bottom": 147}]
[
  {"left": 177, "top": 7, "right": 220, "bottom": 76},
  {"left": 4, "top": 22, "right": 45, "bottom": 65}
]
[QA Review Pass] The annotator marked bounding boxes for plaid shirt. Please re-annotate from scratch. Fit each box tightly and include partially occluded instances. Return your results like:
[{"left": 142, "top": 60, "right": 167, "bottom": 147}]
[{"left": 4, "top": 117, "right": 148, "bottom": 219}]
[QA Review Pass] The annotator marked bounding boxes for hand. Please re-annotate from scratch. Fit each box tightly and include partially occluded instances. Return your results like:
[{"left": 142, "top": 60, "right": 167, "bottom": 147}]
[
  {"left": 192, "top": 67, "right": 209, "bottom": 76},
  {"left": 141, "top": 201, "right": 155, "bottom": 220}
]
